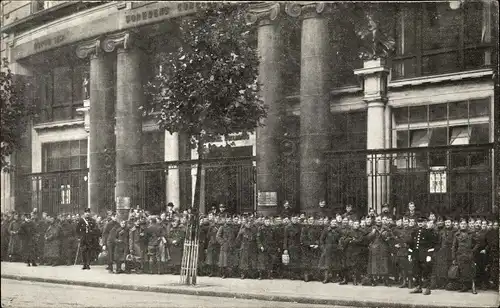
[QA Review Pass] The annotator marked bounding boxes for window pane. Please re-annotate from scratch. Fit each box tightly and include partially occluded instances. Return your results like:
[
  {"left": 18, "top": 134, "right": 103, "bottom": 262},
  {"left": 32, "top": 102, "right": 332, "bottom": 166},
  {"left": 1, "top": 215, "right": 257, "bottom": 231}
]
[
  {"left": 470, "top": 123, "right": 490, "bottom": 144},
  {"left": 410, "top": 129, "right": 430, "bottom": 147},
  {"left": 61, "top": 141, "right": 70, "bottom": 158},
  {"left": 422, "top": 3, "right": 461, "bottom": 51},
  {"left": 70, "top": 156, "right": 80, "bottom": 169},
  {"left": 449, "top": 101, "right": 468, "bottom": 120},
  {"left": 469, "top": 98, "right": 490, "bottom": 118},
  {"left": 429, "top": 127, "right": 448, "bottom": 146},
  {"left": 465, "top": 48, "right": 486, "bottom": 70},
  {"left": 397, "top": 130, "right": 409, "bottom": 148},
  {"left": 422, "top": 52, "right": 459, "bottom": 76},
  {"left": 80, "top": 156, "right": 88, "bottom": 169},
  {"left": 72, "top": 64, "right": 86, "bottom": 105},
  {"left": 80, "top": 139, "right": 88, "bottom": 155},
  {"left": 464, "top": 1, "right": 484, "bottom": 46},
  {"left": 394, "top": 107, "right": 409, "bottom": 125},
  {"left": 409, "top": 105, "right": 427, "bottom": 123},
  {"left": 60, "top": 157, "right": 70, "bottom": 170},
  {"left": 51, "top": 143, "right": 61, "bottom": 158},
  {"left": 429, "top": 103, "right": 447, "bottom": 121},
  {"left": 53, "top": 66, "right": 72, "bottom": 107},
  {"left": 449, "top": 126, "right": 470, "bottom": 145},
  {"left": 396, "top": 5, "right": 417, "bottom": 56},
  {"left": 392, "top": 58, "right": 417, "bottom": 79},
  {"left": 70, "top": 140, "right": 80, "bottom": 156}
]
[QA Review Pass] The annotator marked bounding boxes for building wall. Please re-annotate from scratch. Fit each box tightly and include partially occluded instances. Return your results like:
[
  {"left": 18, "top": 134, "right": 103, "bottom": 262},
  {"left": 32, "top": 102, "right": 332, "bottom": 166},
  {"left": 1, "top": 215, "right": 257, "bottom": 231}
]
[{"left": 1, "top": 1, "right": 31, "bottom": 28}]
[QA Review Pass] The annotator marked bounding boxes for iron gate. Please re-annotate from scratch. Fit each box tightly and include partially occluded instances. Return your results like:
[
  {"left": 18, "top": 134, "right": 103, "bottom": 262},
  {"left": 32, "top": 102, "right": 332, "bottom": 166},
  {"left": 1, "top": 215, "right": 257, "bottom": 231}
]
[{"left": 325, "top": 144, "right": 494, "bottom": 216}]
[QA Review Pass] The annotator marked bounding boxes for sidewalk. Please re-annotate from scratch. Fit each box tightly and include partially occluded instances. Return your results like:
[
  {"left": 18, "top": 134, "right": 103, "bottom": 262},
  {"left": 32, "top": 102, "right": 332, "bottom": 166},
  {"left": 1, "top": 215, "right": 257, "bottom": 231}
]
[{"left": 1, "top": 262, "right": 498, "bottom": 308}]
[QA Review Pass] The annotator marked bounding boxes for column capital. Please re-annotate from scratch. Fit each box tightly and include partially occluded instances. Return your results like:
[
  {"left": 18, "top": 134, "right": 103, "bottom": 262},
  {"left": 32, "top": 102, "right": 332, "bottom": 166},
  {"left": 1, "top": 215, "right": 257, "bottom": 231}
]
[
  {"left": 102, "top": 31, "right": 147, "bottom": 53},
  {"left": 285, "top": 2, "right": 327, "bottom": 19},
  {"left": 76, "top": 38, "right": 101, "bottom": 59},
  {"left": 245, "top": 2, "right": 281, "bottom": 26}
]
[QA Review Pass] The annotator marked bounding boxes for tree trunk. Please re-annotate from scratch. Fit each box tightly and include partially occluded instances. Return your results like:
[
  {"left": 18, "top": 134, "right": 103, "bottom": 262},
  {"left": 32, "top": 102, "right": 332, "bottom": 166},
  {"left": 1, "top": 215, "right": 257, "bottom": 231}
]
[{"left": 193, "top": 136, "right": 203, "bottom": 211}]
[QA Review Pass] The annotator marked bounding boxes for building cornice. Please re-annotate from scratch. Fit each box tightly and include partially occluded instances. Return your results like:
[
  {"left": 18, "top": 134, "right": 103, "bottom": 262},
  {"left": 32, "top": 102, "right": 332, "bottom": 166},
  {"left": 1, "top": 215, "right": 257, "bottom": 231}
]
[
  {"left": 389, "top": 68, "right": 493, "bottom": 89},
  {"left": 33, "top": 119, "right": 85, "bottom": 131}
]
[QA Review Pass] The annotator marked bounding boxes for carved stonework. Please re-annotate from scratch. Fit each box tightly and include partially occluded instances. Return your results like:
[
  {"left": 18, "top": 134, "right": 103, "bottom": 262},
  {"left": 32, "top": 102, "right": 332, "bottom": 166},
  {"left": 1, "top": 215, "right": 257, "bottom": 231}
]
[
  {"left": 245, "top": 2, "right": 281, "bottom": 25},
  {"left": 285, "top": 2, "right": 327, "bottom": 19},
  {"left": 76, "top": 38, "right": 101, "bottom": 59},
  {"left": 102, "top": 31, "right": 131, "bottom": 52}
]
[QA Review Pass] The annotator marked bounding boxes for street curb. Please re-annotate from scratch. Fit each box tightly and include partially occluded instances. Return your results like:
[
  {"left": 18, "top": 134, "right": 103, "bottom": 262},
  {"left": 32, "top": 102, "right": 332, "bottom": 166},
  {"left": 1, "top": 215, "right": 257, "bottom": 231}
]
[{"left": 1, "top": 274, "right": 494, "bottom": 308}]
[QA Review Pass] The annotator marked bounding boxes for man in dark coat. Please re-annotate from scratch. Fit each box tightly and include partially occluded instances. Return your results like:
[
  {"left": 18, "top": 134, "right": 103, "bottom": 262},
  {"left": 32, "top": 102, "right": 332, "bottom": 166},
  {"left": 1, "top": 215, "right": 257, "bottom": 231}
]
[
  {"left": 35, "top": 213, "right": 48, "bottom": 264},
  {"left": 8, "top": 213, "right": 22, "bottom": 261},
  {"left": 1, "top": 214, "right": 9, "bottom": 261},
  {"left": 166, "top": 219, "right": 185, "bottom": 274},
  {"left": 473, "top": 218, "right": 489, "bottom": 290},
  {"left": 235, "top": 218, "right": 257, "bottom": 279},
  {"left": 44, "top": 216, "right": 62, "bottom": 266},
  {"left": 102, "top": 213, "right": 119, "bottom": 272},
  {"left": 60, "top": 215, "right": 77, "bottom": 266},
  {"left": 76, "top": 208, "right": 99, "bottom": 270},
  {"left": 256, "top": 217, "right": 277, "bottom": 279},
  {"left": 404, "top": 202, "right": 419, "bottom": 220},
  {"left": 318, "top": 219, "right": 342, "bottom": 283},
  {"left": 144, "top": 217, "right": 165, "bottom": 274},
  {"left": 300, "top": 216, "right": 321, "bottom": 282},
  {"left": 283, "top": 216, "right": 302, "bottom": 280},
  {"left": 366, "top": 216, "right": 393, "bottom": 286},
  {"left": 216, "top": 216, "right": 234, "bottom": 278},
  {"left": 433, "top": 217, "right": 455, "bottom": 289},
  {"left": 204, "top": 214, "right": 220, "bottom": 277},
  {"left": 281, "top": 201, "right": 293, "bottom": 219},
  {"left": 317, "top": 200, "right": 332, "bottom": 220},
  {"left": 340, "top": 220, "right": 366, "bottom": 285},
  {"left": 19, "top": 214, "right": 37, "bottom": 266},
  {"left": 128, "top": 217, "right": 146, "bottom": 273},
  {"left": 113, "top": 220, "right": 129, "bottom": 274},
  {"left": 408, "top": 217, "right": 439, "bottom": 295},
  {"left": 485, "top": 219, "right": 498, "bottom": 290},
  {"left": 342, "top": 204, "right": 358, "bottom": 221},
  {"left": 452, "top": 218, "right": 479, "bottom": 294}
]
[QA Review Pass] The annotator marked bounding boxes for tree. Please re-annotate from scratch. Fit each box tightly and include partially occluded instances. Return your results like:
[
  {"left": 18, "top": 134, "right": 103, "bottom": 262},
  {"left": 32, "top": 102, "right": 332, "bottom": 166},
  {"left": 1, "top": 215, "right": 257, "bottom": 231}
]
[
  {"left": 146, "top": 3, "right": 266, "bottom": 212},
  {"left": 0, "top": 58, "right": 33, "bottom": 172}
]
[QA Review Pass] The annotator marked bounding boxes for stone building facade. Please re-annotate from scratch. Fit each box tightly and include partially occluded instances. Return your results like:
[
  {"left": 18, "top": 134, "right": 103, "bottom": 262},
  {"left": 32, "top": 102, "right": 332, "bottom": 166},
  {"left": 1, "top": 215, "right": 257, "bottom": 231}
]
[{"left": 0, "top": 1, "right": 497, "bottom": 218}]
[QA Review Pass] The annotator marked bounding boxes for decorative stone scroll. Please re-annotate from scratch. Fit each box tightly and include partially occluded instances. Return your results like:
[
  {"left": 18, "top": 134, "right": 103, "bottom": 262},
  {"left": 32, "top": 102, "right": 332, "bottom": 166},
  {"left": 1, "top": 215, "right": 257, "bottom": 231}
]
[
  {"left": 245, "top": 2, "right": 281, "bottom": 25},
  {"left": 102, "top": 31, "right": 131, "bottom": 52},
  {"left": 285, "top": 2, "right": 326, "bottom": 19},
  {"left": 76, "top": 38, "right": 101, "bottom": 59}
]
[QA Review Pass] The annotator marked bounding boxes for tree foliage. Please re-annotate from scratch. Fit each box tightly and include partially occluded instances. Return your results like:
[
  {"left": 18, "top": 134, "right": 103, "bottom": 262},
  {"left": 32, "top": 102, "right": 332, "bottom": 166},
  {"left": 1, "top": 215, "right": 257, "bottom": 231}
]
[
  {"left": 0, "top": 58, "right": 32, "bottom": 171},
  {"left": 146, "top": 3, "right": 266, "bottom": 148}
]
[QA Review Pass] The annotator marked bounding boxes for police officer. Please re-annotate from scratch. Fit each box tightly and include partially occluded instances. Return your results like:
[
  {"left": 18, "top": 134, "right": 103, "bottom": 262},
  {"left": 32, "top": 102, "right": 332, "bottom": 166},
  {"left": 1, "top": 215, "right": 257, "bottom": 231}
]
[
  {"left": 408, "top": 217, "right": 439, "bottom": 295},
  {"left": 76, "top": 208, "right": 98, "bottom": 270}
]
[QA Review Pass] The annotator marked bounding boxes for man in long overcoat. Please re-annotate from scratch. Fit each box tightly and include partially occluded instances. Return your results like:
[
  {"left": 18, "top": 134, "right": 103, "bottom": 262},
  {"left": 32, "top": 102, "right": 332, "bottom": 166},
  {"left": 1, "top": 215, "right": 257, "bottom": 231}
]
[
  {"left": 452, "top": 218, "right": 479, "bottom": 294},
  {"left": 204, "top": 214, "right": 220, "bottom": 277},
  {"left": 256, "top": 217, "right": 277, "bottom": 279},
  {"left": 128, "top": 218, "right": 146, "bottom": 273},
  {"left": 235, "top": 218, "right": 257, "bottom": 279},
  {"left": 19, "top": 214, "right": 37, "bottom": 266},
  {"left": 60, "top": 215, "right": 77, "bottom": 265},
  {"left": 144, "top": 217, "right": 165, "bottom": 274},
  {"left": 8, "top": 213, "right": 22, "bottom": 261},
  {"left": 300, "top": 216, "right": 321, "bottom": 282},
  {"left": 166, "top": 219, "right": 185, "bottom": 274},
  {"left": 216, "top": 216, "right": 234, "bottom": 278},
  {"left": 341, "top": 220, "right": 366, "bottom": 285},
  {"left": 44, "top": 216, "right": 62, "bottom": 266},
  {"left": 318, "top": 219, "right": 342, "bottom": 283},
  {"left": 366, "top": 216, "right": 393, "bottom": 286},
  {"left": 434, "top": 217, "right": 455, "bottom": 289},
  {"left": 113, "top": 220, "right": 129, "bottom": 274},
  {"left": 102, "top": 213, "right": 119, "bottom": 272},
  {"left": 485, "top": 219, "right": 498, "bottom": 289},
  {"left": 283, "top": 216, "right": 302, "bottom": 280}
]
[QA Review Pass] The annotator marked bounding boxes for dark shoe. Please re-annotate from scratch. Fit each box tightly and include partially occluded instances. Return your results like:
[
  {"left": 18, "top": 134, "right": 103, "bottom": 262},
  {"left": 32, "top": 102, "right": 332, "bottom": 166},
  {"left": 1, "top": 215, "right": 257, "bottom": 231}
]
[
  {"left": 459, "top": 285, "right": 468, "bottom": 292},
  {"left": 410, "top": 287, "right": 422, "bottom": 294},
  {"left": 32, "top": 263, "right": 37, "bottom": 267},
  {"left": 423, "top": 288, "right": 431, "bottom": 295},
  {"left": 27, "top": 263, "right": 31, "bottom": 267},
  {"left": 339, "top": 279, "right": 348, "bottom": 285},
  {"left": 82, "top": 266, "right": 87, "bottom": 270},
  {"left": 384, "top": 279, "right": 390, "bottom": 287},
  {"left": 304, "top": 273, "right": 310, "bottom": 282},
  {"left": 353, "top": 277, "right": 358, "bottom": 286}
]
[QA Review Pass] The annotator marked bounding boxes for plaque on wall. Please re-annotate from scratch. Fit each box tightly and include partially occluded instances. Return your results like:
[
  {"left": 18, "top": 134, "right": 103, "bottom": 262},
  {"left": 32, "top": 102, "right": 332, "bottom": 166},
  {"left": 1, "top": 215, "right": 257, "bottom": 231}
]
[
  {"left": 116, "top": 196, "right": 131, "bottom": 210},
  {"left": 258, "top": 191, "right": 277, "bottom": 207},
  {"left": 429, "top": 166, "right": 446, "bottom": 194}
]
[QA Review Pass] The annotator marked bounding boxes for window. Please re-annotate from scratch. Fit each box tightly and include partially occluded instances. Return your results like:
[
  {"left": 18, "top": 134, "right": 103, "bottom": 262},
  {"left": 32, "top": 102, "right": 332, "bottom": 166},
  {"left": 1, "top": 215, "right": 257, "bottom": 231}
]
[
  {"left": 36, "top": 61, "right": 89, "bottom": 123},
  {"left": 331, "top": 111, "right": 367, "bottom": 150},
  {"left": 142, "top": 132, "right": 165, "bottom": 163},
  {"left": 42, "top": 140, "right": 88, "bottom": 172},
  {"left": 392, "top": 2, "right": 493, "bottom": 80}
]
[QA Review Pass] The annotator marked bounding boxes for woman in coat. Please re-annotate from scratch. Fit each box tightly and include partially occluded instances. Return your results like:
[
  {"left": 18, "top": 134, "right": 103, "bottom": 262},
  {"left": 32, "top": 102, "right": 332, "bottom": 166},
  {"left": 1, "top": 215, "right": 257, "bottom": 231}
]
[
  {"left": 366, "top": 216, "right": 393, "bottom": 286},
  {"left": 235, "top": 219, "right": 257, "bottom": 279},
  {"left": 318, "top": 219, "right": 342, "bottom": 283},
  {"left": 452, "top": 219, "right": 479, "bottom": 294},
  {"left": 43, "top": 217, "right": 61, "bottom": 266},
  {"left": 113, "top": 220, "right": 129, "bottom": 274},
  {"left": 166, "top": 219, "right": 185, "bottom": 274}
]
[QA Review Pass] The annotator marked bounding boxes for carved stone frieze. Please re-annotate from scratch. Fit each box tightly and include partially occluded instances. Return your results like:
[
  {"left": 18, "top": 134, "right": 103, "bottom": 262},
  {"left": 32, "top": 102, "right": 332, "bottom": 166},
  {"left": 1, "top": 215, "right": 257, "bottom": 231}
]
[
  {"left": 285, "top": 2, "right": 326, "bottom": 19},
  {"left": 102, "top": 31, "right": 131, "bottom": 53}
]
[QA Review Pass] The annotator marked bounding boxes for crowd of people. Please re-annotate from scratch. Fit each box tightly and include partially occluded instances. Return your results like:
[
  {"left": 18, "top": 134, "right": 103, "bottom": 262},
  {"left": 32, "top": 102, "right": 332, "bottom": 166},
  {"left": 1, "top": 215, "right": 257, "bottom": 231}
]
[{"left": 1, "top": 201, "right": 498, "bottom": 296}]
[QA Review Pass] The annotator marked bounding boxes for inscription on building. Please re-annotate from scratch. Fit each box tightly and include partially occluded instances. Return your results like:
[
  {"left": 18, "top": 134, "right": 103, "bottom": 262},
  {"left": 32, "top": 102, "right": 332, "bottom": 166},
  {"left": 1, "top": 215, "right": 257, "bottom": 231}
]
[
  {"left": 34, "top": 35, "right": 65, "bottom": 51},
  {"left": 125, "top": 2, "right": 215, "bottom": 25}
]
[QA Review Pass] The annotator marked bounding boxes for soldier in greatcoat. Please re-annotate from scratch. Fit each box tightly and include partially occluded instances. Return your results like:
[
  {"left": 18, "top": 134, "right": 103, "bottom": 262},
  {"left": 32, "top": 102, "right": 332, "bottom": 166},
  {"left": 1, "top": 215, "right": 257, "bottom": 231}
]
[
  {"left": 128, "top": 217, "right": 146, "bottom": 273},
  {"left": 318, "top": 219, "right": 342, "bottom": 283},
  {"left": 366, "top": 216, "right": 393, "bottom": 286},
  {"left": 144, "top": 217, "right": 165, "bottom": 274},
  {"left": 256, "top": 217, "right": 277, "bottom": 279},
  {"left": 198, "top": 216, "right": 210, "bottom": 276},
  {"left": 1, "top": 214, "right": 9, "bottom": 261},
  {"left": 60, "top": 215, "right": 77, "bottom": 266},
  {"left": 473, "top": 218, "right": 488, "bottom": 289},
  {"left": 113, "top": 220, "right": 129, "bottom": 274},
  {"left": 8, "top": 212, "right": 22, "bottom": 261},
  {"left": 283, "top": 216, "right": 302, "bottom": 280},
  {"left": 216, "top": 216, "right": 234, "bottom": 278},
  {"left": 485, "top": 219, "right": 498, "bottom": 290},
  {"left": 166, "top": 219, "right": 185, "bottom": 274},
  {"left": 102, "top": 213, "right": 119, "bottom": 272},
  {"left": 19, "top": 214, "right": 37, "bottom": 266},
  {"left": 44, "top": 216, "right": 62, "bottom": 266},
  {"left": 272, "top": 216, "right": 285, "bottom": 278},
  {"left": 434, "top": 217, "right": 455, "bottom": 289},
  {"left": 452, "top": 218, "right": 479, "bottom": 294},
  {"left": 204, "top": 214, "right": 220, "bottom": 277},
  {"left": 228, "top": 216, "right": 242, "bottom": 277},
  {"left": 341, "top": 220, "right": 366, "bottom": 285},
  {"left": 235, "top": 218, "right": 257, "bottom": 279},
  {"left": 300, "top": 216, "right": 321, "bottom": 282}
]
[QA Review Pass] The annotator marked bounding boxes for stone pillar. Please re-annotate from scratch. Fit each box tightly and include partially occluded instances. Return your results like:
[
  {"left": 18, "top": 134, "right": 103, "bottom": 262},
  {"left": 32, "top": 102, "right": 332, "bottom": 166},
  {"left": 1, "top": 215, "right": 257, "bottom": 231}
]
[
  {"left": 246, "top": 3, "right": 284, "bottom": 216},
  {"left": 354, "top": 58, "right": 390, "bottom": 214},
  {"left": 286, "top": 2, "right": 331, "bottom": 215},
  {"left": 76, "top": 39, "right": 115, "bottom": 215},
  {"left": 165, "top": 132, "right": 180, "bottom": 211},
  {"left": 103, "top": 32, "right": 144, "bottom": 221}
]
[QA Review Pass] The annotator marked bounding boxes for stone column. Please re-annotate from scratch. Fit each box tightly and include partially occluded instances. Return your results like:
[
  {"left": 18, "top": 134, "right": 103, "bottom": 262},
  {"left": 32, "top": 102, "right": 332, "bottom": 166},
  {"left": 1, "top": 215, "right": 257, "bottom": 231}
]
[
  {"left": 246, "top": 3, "right": 284, "bottom": 216},
  {"left": 103, "top": 32, "right": 144, "bottom": 221},
  {"left": 286, "top": 2, "right": 331, "bottom": 215},
  {"left": 354, "top": 58, "right": 390, "bottom": 213},
  {"left": 77, "top": 39, "right": 115, "bottom": 215},
  {"left": 165, "top": 132, "right": 180, "bottom": 210}
]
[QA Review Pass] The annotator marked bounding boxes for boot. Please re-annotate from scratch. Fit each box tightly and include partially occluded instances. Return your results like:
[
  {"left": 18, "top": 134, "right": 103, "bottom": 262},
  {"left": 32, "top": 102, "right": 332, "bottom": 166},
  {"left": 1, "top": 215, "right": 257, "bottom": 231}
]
[
  {"left": 408, "top": 277, "right": 413, "bottom": 289},
  {"left": 304, "top": 272, "right": 310, "bottom": 282},
  {"left": 339, "top": 277, "right": 348, "bottom": 285},
  {"left": 459, "top": 283, "right": 469, "bottom": 292},
  {"left": 399, "top": 277, "right": 408, "bottom": 288},
  {"left": 410, "top": 286, "right": 422, "bottom": 293},
  {"left": 240, "top": 270, "right": 246, "bottom": 279},
  {"left": 353, "top": 275, "right": 358, "bottom": 286},
  {"left": 107, "top": 264, "right": 114, "bottom": 273},
  {"left": 423, "top": 288, "right": 431, "bottom": 295},
  {"left": 258, "top": 271, "right": 263, "bottom": 280},
  {"left": 221, "top": 267, "right": 227, "bottom": 279},
  {"left": 268, "top": 271, "right": 273, "bottom": 280},
  {"left": 384, "top": 277, "right": 390, "bottom": 287},
  {"left": 322, "top": 270, "right": 329, "bottom": 284},
  {"left": 208, "top": 265, "right": 214, "bottom": 277}
]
